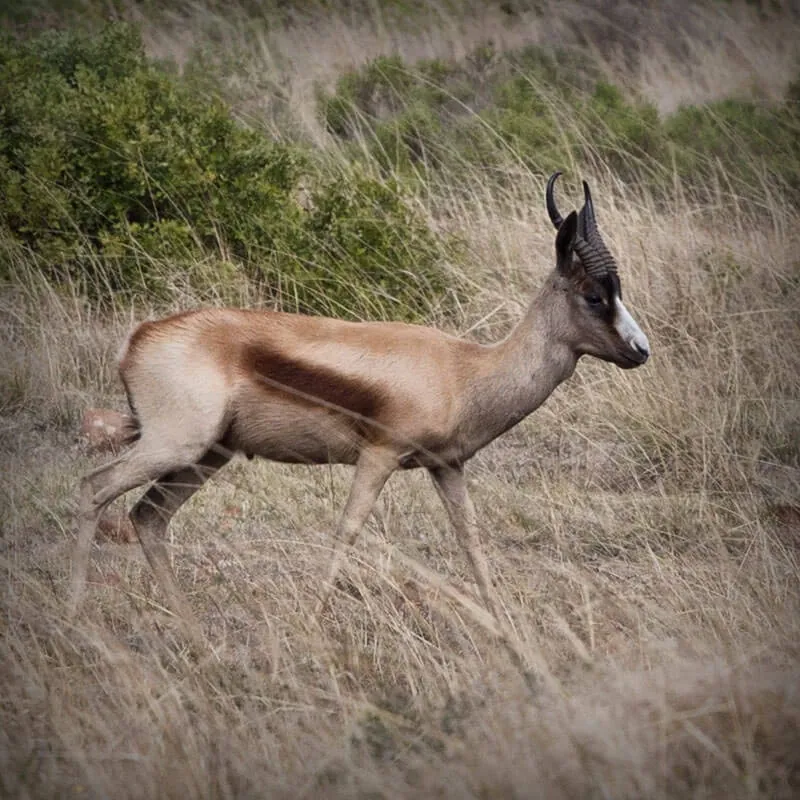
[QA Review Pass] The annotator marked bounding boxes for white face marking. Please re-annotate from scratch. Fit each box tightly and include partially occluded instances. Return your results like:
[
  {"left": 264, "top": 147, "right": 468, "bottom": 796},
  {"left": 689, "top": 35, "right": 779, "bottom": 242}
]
[{"left": 614, "top": 297, "right": 650, "bottom": 356}]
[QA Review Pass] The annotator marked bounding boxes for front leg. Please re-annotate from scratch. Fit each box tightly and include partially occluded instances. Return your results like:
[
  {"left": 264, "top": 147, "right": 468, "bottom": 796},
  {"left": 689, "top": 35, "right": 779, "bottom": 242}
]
[
  {"left": 429, "top": 464, "right": 535, "bottom": 692},
  {"left": 429, "top": 464, "right": 495, "bottom": 614},
  {"left": 315, "top": 446, "right": 397, "bottom": 616}
]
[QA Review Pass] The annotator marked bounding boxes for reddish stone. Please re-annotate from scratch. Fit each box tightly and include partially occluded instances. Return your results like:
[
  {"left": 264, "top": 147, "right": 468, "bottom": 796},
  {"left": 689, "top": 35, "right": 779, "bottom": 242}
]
[
  {"left": 97, "top": 510, "right": 138, "bottom": 544},
  {"left": 80, "top": 408, "right": 135, "bottom": 453}
]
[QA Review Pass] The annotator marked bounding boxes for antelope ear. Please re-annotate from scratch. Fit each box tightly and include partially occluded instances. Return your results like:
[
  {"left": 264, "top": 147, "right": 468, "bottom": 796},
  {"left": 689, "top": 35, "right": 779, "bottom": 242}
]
[{"left": 555, "top": 210, "right": 579, "bottom": 275}]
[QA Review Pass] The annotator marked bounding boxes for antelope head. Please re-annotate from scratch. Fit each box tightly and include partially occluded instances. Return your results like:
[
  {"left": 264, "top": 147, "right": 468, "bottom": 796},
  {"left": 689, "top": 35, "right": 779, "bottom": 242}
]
[{"left": 545, "top": 172, "right": 650, "bottom": 369}]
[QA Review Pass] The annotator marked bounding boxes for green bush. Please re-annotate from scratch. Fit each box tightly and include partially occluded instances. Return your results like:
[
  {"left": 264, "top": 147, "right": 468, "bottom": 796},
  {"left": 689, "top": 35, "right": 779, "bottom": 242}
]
[
  {"left": 0, "top": 24, "right": 456, "bottom": 320},
  {"left": 291, "top": 171, "right": 454, "bottom": 319},
  {"left": 318, "top": 46, "right": 642, "bottom": 182},
  {"left": 319, "top": 46, "right": 800, "bottom": 204},
  {"left": 479, "top": 64, "right": 573, "bottom": 174},
  {"left": 320, "top": 54, "right": 471, "bottom": 177},
  {"left": 0, "top": 25, "right": 302, "bottom": 287},
  {"left": 665, "top": 97, "right": 800, "bottom": 197},
  {"left": 583, "top": 82, "right": 664, "bottom": 178}
]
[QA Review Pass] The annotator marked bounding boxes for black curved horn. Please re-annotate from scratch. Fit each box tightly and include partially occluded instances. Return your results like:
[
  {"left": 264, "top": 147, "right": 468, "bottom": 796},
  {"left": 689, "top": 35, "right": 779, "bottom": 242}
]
[
  {"left": 582, "top": 180, "right": 596, "bottom": 230},
  {"left": 577, "top": 180, "right": 596, "bottom": 240},
  {"left": 573, "top": 238, "right": 617, "bottom": 279},
  {"left": 545, "top": 171, "right": 564, "bottom": 229},
  {"left": 576, "top": 178, "right": 618, "bottom": 277}
]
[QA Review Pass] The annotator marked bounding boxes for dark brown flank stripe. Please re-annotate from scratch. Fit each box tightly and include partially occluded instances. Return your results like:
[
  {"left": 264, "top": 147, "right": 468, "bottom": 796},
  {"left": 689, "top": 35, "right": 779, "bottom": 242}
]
[{"left": 243, "top": 343, "right": 385, "bottom": 421}]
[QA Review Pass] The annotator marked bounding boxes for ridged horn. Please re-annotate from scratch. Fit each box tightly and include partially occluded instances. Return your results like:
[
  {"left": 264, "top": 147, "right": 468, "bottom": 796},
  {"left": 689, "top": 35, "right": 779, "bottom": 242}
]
[
  {"left": 573, "top": 238, "right": 617, "bottom": 278},
  {"left": 545, "top": 171, "right": 564, "bottom": 230},
  {"left": 576, "top": 179, "right": 618, "bottom": 278}
]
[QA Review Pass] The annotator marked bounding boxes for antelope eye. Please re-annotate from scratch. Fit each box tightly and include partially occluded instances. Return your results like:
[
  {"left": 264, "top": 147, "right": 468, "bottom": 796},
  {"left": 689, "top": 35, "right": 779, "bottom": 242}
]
[{"left": 585, "top": 293, "right": 603, "bottom": 307}]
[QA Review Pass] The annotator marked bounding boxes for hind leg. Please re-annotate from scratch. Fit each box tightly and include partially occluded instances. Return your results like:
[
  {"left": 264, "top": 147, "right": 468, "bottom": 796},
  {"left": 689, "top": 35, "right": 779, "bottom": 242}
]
[
  {"left": 129, "top": 447, "right": 231, "bottom": 643},
  {"left": 69, "top": 437, "right": 215, "bottom": 619},
  {"left": 69, "top": 453, "right": 136, "bottom": 619}
]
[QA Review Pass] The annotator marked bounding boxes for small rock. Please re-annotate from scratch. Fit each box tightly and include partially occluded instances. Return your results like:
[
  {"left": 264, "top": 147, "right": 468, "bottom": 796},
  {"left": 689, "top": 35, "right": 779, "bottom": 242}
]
[
  {"left": 97, "top": 510, "right": 138, "bottom": 544},
  {"left": 80, "top": 408, "right": 136, "bottom": 453}
]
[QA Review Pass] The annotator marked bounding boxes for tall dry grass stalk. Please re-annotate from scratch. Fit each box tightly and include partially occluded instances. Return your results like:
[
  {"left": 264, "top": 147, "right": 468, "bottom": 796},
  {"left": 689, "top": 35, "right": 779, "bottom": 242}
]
[{"left": 1, "top": 1, "right": 799, "bottom": 797}]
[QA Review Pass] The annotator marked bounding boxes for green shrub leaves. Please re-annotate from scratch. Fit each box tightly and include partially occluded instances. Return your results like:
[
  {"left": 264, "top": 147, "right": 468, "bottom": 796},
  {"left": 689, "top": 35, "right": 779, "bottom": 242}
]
[
  {"left": 0, "top": 25, "right": 455, "bottom": 320},
  {"left": 319, "top": 46, "right": 800, "bottom": 202}
]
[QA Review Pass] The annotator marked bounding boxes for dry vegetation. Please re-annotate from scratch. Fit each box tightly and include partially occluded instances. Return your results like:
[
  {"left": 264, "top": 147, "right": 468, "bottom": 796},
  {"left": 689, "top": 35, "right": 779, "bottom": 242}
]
[{"left": 1, "top": 1, "right": 800, "bottom": 798}]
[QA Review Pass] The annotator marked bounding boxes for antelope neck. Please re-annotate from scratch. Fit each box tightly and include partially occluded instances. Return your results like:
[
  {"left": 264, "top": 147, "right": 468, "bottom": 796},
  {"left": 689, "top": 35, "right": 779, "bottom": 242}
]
[{"left": 461, "top": 288, "right": 577, "bottom": 447}]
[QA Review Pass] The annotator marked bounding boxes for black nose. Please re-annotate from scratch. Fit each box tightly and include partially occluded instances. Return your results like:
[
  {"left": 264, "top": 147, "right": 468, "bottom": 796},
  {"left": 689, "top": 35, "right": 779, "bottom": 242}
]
[{"left": 633, "top": 342, "right": 649, "bottom": 361}]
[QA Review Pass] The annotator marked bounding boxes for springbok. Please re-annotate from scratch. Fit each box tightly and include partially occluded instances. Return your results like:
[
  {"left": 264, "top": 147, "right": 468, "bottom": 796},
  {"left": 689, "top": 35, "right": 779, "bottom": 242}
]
[{"left": 70, "top": 172, "right": 649, "bottom": 664}]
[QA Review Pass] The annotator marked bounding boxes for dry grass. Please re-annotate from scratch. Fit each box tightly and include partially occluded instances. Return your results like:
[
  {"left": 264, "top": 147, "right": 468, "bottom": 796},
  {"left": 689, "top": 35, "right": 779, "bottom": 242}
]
[
  {"left": 2, "top": 1, "right": 800, "bottom": 798},
  {"left": 131, "top": 0, "right": 800, "bottom": 137}
]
